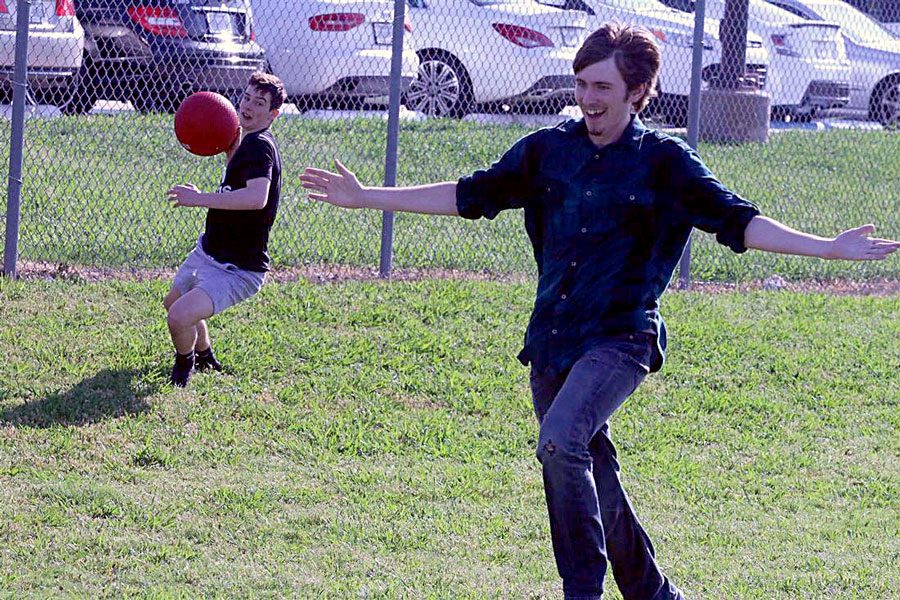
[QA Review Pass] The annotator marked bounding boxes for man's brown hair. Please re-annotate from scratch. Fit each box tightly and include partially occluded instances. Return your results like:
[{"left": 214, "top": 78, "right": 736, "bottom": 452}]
[
  {"left": 249, "top": 71, "right": 287, "bottom": 111},
  {"left": 573, "top": 23, "right": 661, "bottom": 112}
]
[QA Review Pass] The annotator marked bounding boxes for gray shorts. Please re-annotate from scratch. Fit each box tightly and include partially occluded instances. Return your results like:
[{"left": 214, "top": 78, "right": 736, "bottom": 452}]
[{"left": 172, "top": 240, "right": 266, "bottom": 315}]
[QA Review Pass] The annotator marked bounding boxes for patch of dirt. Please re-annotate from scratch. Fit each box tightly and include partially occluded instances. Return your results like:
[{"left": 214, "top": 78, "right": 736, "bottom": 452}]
[{"left": 9, "top": 260, "right": 899, "bottom": 296}]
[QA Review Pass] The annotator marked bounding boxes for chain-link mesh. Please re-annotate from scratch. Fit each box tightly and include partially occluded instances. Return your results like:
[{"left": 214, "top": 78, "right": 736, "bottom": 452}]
[{"left": 1, "top": 0, "right": 898, "bottom": 281}]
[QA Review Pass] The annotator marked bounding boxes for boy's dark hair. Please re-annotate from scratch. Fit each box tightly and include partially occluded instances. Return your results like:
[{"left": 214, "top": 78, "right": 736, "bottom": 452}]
[
  {"left": 249, "top": 71, "right": 287, "bottom": 111},
  {"left": 573, "top": 23, "right": 661, "bottom": 112}
]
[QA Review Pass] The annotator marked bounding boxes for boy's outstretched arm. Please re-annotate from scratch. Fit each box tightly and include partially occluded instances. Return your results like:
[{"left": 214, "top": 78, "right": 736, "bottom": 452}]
[
  {"left": 301, "top": 159, "right": 459, "bottom": 216},
  {"left": 744, "top": 216, "right": 900, "bottom": 261}
]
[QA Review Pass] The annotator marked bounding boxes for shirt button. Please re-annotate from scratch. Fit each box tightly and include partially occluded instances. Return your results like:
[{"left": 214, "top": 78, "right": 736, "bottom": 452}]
[
  {"left": 551, "top": 329, "right": 558, "bottom": 335},
  {"left": 561, "top": 294, "right": 567, "bottom": 300},
  {"left": 581, "top": 227, "right": 587, "bottom": 233},
  {"left": 571, "top": 261, "right": 577, "bottom": 267},
  {"left": 585, "top": 191, "right": 592, "bottom": 197},
  {"left": 594, "top": 154, "right": 600, "bottom": 160},
  {"left": 629, "top": 195, "right": 635, "bottom": 201}
]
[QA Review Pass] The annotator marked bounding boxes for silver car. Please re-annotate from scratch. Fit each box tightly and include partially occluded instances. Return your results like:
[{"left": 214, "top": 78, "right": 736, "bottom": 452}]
[
  {"left": 0, "top": 0, "right": 84, "bottom": 103},
  {"left": 766, "top": 0, "right": 900, "bottom": 126}
]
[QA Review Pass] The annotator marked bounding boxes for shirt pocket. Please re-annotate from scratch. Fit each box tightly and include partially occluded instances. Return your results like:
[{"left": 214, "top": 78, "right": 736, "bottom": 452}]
[{"left": 608, "top": 187, "right": 657, "bottom": 236}]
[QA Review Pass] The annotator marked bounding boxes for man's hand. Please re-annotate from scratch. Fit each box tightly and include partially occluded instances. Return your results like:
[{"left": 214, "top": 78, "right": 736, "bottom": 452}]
[
  {"left": 300, "top": 159, "right": 366, "bottom": 208},
  {"left": 167, "top": 183, "right": 206, "bottom": 208},
  {"left": 828, "top": 224, "right": 900, "bottom": 261}
]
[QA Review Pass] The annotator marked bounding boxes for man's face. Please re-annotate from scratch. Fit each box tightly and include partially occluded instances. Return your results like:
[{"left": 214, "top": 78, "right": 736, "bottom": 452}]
[
  {"left": 238, "top": 85, "right": 278, "bottom": 132},
  {"left": 574, "top": 58, "right": 646, "bottom": 147}
]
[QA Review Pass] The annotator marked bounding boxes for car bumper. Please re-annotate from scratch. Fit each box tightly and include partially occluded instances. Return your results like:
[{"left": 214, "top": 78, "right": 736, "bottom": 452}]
[
  {"left": 316, "top": 75, "right": 414, "bottom": 100},
  {"left": 271, "top": 47, "right": 418, "bottom": 97},
  {"left": 501, "top": 75, "right": 575, "bottom": 106},
  {"left": 767, "top": 57, "right": 851, "bottom": 107}
]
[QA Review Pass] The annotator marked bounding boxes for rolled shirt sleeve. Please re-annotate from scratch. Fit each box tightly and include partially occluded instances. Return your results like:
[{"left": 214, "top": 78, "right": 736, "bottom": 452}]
[
  {"left": 456, "top": 134, "right": 539, "bottom": 220},
  {"left": 663, "top": 138, "right": 761, "bottom": 253}
]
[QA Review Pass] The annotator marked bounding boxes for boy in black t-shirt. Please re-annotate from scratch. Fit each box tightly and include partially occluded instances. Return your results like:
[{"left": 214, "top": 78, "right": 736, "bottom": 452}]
[{"left": 164, "top": 72, "right": 286, "bottom": 387}]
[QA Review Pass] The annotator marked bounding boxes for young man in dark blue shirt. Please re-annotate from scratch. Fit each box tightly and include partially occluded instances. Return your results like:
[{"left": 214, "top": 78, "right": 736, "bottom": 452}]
[
  {"left": 301, "top": 24, "right": 898, "bottom": 600},
  {"left": 164, "top": 72, "right": 286, "bottom": 388}
]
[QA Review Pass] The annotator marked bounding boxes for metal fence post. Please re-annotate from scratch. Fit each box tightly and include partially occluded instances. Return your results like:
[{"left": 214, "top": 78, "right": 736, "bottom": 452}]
[
  {"left": 680, "top": 0, "right": 708, "bottom": 289},
  {"left": 378, "top": 0, "right": 408, "bottom": 279},
  {"left": 3, "top": 0, "right": 32, "bottom": 278}
]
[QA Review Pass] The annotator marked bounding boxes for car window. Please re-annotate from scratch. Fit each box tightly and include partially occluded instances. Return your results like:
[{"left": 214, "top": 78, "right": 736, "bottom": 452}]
[
  {"left": 806, "top": 1, "right": 898, "bottom": 44},
  {"left": 766, "top": 2, "right": 810, "bottom": 19}
]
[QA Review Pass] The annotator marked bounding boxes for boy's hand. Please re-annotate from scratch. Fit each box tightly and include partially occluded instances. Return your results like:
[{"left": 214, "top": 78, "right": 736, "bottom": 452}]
[
  {"left": 828, "top": 224, "right": 900, "bottom": 260},
  {"left": 300, "top": 159, "right": 365, "bottom": 208},
  {"left": 167, "top": 183, "right": 205, "bottom": 208}
]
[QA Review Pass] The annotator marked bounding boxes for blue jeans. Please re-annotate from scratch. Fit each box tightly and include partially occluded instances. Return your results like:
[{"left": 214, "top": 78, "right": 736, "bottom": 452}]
[{"left": 531, "top": 334, "right": 683, "bottom": 600}]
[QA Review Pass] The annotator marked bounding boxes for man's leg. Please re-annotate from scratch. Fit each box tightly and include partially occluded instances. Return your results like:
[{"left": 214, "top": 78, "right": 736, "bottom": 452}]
[
  {"left": 166, "top": 288, "right": 214, "bottom": 386},
  {"left": 592, "top": 424, "right": 681, "bottom": 600},
  {"left": 534, "top": 340, "right": 651, "bottom": 599}
]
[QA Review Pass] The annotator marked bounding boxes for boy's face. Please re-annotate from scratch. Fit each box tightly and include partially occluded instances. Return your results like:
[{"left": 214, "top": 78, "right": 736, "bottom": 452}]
[
  {"left": 575, "top": 57, "right": 647, "bottom": 147},
  {"left": 238, "top": 85, "right": 279, "bottom": 133}
]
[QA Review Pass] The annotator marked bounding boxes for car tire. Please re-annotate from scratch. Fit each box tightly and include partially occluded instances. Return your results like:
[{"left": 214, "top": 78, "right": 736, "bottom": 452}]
[
  {"left": 404, "top": 51, "right": 474, "bottom": 118},
  {"left": 870, "top": 75, "right": 900, "bottom": 128},
  {"left": 646, "top": 93, "right": 687, "bottom": 127},
  {"left": 51, "top": 63, "right": 98, "bottom": 116}
]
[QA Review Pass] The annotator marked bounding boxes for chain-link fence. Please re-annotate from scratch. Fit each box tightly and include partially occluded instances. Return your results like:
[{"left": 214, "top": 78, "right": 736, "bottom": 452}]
[{"left": 2, "top": 0, "right": 898, "bottom": 282}]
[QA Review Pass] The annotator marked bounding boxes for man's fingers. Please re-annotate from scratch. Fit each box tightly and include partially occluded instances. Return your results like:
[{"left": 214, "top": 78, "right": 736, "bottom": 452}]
[
  {"left": 303, "top": 167, "right": 336, "bottom": 179},
  {"left": 334, "top": 158, "right": 352, "bottom": 179},
  {"left": 848, "top": 223, "right": 876, "bottom": 236}
]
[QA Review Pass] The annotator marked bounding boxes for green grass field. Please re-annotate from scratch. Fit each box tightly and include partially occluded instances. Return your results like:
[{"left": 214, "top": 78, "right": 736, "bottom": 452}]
[
  {"left": 1, "top": 115, "right": 898, "bottom": 280},
  {"left": 1, "top": 276, "right": 897, "bottom": 598}
]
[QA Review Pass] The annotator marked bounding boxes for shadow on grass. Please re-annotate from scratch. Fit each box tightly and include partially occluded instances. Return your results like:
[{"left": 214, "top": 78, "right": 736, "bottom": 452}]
[{"left": 0, "top": 369, "right": 160, "bottom": 428}]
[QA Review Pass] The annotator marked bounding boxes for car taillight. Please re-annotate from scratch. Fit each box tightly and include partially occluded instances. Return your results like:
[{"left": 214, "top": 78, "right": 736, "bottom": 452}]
[
  {"left": 404, "top": 13, "right": 412, "bottom": 33},
  {"left": 0, "top": 0, "right": 8, "bottom": 14},
  {"left": 770, "top": 33, "right": 800, "bottom": 57},
  {"left": 492, "top": 23, "right": 553, "bottom": 49},
  {"left": 127, "top": 6, "right": 188, "bottom": 38},
  {"left": 308, "top": 13, "right": 365, "bottom": 32},
  {"left": 56, "top": 0, "right": 75, "bottom": 17}
]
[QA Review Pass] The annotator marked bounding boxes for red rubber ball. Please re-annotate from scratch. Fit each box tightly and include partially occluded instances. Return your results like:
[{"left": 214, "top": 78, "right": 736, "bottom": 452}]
[{"left": 174, "top": 91, "right": 240, "bottom": 157}]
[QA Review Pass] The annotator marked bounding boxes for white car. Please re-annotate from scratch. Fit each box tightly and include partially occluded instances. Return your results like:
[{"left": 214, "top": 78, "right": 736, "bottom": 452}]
[
  {"left": 404, "top": 0, "right": 588, "bottom": 117},
  {"left": 765, "top": 0, "right": 900, "bottom": 126},
  {"left": 250, "top": 0, "right": 419, "bottom": 110},
  {"left": 0, "top": 0, "right": 84, "bottom": 103},
  {"left": 664, "top": 0, "right": 852, "bottom": 119},
  {"left": 543, "top": 0, "right": 770, "bottom": 125}
]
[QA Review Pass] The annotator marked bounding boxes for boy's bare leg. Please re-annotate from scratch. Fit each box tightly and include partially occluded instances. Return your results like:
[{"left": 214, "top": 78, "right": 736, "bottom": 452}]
[{"left": 195, "top": 320, "right": 211, "bottom": 352}]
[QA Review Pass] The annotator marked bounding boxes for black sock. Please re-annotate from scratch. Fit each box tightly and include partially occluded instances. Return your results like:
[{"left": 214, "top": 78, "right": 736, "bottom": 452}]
[
  {"left": 175, "top": 350, "right": 195, "bottom": 365},
  {"left": 195, "top": 347, "right": 223, "bottom": 372}
]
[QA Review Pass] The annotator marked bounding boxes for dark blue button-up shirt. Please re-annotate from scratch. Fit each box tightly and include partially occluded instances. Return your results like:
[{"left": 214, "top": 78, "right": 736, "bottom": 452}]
[{"left": 456, "top": 116, "right": 760, "bottom": 375}]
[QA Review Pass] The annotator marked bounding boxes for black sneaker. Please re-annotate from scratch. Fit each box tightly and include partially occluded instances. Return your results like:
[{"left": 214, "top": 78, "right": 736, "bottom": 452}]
[
  {"left": 170, "top": 352, "right": 195, "bottom": 387},
  {"left": 195, "top": 349, "right": 223, "bottom": 372}
]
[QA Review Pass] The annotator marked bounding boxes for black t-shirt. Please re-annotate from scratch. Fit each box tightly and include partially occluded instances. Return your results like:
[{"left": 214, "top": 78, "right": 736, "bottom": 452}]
[{"left": 201, "top": 128, "right": 281, "bottom": 272}]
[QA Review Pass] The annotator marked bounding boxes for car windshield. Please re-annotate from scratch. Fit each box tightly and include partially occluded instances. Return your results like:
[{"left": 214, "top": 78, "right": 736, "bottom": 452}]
[{"left": 807, "top": 1, "right": 898, "bottom": 44}]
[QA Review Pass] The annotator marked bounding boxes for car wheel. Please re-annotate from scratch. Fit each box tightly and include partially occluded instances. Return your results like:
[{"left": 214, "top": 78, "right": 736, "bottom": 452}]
[
  {"left": 646, "top": 93, "right": 687, "bottom": 127},
  {"left": 51, "top": 63, "right": 97, "bottom": 115},
  {"left": 404, "top": 51, "right": 473, "bottom": 118},
  {"left": 871, "top": 76, "right": 900, "bottom": 128}
]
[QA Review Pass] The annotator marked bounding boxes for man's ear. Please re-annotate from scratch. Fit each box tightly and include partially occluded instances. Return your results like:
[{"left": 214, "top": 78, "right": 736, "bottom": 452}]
[{"left": 628, "top": 82, "right": 649, "bottom": 106}]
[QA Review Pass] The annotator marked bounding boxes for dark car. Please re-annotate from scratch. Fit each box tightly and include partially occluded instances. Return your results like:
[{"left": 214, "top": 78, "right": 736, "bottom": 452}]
[{"left": 57, "top": 0, "right": 266, "bottom": 113}]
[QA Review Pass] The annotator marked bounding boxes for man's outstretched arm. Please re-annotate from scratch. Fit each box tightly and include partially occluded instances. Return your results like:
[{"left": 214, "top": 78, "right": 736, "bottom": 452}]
[
  {"left": 744, "top": 216, "right": 900, "bottom": 261},
  {"left": 301, "top": 160, "right": 459, "bottom": 216}
]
